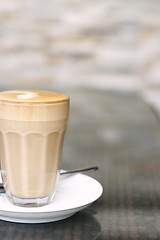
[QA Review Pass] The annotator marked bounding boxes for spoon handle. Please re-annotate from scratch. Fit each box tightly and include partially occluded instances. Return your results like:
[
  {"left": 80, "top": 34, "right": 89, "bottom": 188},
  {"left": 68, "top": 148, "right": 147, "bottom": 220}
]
[{"left": 60, "top": 166, "right": 98, "bottom": 175}]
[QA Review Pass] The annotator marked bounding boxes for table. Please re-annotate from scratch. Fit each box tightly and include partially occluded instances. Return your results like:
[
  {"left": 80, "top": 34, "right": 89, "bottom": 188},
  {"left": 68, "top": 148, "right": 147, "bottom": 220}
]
[{"left": 1, "top": 88, "right": 160, "bottom": 239}]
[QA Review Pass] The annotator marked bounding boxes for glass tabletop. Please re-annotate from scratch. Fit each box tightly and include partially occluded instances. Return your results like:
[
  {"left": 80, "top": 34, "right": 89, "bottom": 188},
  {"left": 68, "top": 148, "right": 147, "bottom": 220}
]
[{"left": 1, "top": 88, "right": 160, "bottom": 240}]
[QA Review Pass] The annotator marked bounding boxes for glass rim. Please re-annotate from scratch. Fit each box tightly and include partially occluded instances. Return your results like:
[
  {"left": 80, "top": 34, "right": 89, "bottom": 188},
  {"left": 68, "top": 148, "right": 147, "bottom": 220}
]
[{"left": 0, "top": 98, "right": 70, "bottom": 105}]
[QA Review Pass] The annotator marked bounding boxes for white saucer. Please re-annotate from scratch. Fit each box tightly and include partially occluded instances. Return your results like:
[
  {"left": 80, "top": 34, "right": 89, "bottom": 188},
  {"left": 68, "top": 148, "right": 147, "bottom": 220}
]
[{"left": 0, "top": 173, "right": 103, "bottom": 223}]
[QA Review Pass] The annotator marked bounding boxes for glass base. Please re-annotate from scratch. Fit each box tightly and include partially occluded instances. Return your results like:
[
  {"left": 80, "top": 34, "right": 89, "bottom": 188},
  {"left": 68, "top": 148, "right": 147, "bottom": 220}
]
[{"left": 6, "top": 192, "right": 55, "bottom": 207}]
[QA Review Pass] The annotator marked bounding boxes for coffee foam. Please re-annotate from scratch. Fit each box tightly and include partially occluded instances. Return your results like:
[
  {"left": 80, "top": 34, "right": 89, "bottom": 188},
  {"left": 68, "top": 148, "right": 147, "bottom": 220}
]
[
  {"left": 0, "top": 90, "right": 70, "bottom": 121},
  {"left": 0, "top": 90, "right": 69, "bottom": 103}
]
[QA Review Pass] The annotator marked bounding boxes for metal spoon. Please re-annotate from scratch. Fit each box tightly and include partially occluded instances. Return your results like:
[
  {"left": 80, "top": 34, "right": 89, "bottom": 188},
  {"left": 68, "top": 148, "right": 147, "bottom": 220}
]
[
  {"left": 60, "top": 166, "right": 98, "bottom": 175},
  {"left": 0, "top": 166, "right": 98, "bottom": 192}
]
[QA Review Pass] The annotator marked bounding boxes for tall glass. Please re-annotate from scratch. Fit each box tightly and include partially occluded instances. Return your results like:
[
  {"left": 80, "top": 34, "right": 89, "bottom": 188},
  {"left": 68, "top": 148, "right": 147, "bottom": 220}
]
[{"left": 0, "top": 90, "right": 69, "bottom": 207}]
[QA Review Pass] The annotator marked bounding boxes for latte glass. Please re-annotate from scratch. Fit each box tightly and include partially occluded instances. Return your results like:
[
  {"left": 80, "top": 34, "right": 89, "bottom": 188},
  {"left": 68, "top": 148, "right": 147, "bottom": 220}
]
[{"left": 0, "top": 90, "right": 69, "bottom": 207}]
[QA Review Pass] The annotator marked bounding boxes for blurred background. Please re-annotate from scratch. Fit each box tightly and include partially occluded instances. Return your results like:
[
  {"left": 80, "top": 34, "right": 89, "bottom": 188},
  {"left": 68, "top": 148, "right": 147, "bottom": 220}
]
[
  {"left": 0, "top": 0, "right": 160, "bottom": 172},
  {"left": 0, "top": 0, "right": 160, "bottom": 92}
]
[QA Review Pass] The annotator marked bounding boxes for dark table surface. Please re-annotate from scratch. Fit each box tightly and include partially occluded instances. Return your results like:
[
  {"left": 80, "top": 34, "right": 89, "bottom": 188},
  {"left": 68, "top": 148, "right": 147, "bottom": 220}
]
[{"left": 1, "top": 87, "right": 160, "bottom": 240}]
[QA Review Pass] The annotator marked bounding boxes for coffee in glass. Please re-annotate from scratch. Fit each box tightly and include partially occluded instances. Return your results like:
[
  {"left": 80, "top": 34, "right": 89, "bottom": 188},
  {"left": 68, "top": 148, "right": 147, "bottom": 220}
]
[{"left": 0, "top": 90, "right": 69, "bottom": 207}]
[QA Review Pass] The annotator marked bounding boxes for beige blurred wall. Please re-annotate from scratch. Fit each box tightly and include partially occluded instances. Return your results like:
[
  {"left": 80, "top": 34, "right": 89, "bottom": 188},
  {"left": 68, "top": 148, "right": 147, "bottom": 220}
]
[{"left": 0, "top": 0, "right": 160, "bottom": 91}]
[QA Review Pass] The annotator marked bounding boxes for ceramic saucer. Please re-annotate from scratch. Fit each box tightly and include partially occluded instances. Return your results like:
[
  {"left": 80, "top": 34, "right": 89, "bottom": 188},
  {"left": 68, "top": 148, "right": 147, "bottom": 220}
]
[{"left": 0, "top": 172, "right": 103, "bottom": 223}]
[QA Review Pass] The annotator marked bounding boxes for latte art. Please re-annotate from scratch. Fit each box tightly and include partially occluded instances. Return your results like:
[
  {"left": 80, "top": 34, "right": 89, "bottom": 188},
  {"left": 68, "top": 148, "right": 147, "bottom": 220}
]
[{"left": 17, "top": 92, "right": 39, "bottom": 99}]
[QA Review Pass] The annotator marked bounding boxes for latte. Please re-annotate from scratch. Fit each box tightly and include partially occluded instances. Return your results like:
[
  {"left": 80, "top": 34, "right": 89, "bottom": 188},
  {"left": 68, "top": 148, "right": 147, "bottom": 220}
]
[{"left": 0, "top": 90, "right": 69, "bottom": 207}]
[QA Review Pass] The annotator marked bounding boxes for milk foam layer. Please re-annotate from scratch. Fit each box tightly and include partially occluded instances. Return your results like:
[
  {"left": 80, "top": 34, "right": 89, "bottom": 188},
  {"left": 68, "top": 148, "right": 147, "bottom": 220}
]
[
  {"left": 0, "top": 90, "right": 69, "bottom": 121},
  {"left": 0, "top": 90, "right": 69, "bottom": 103}
]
